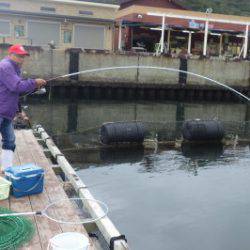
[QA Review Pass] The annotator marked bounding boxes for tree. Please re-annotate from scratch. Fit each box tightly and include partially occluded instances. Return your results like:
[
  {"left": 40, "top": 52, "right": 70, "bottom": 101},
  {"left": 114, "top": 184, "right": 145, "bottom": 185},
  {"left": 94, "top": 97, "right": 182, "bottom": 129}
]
[{"left": 180, "top": 0, "right": 250, "bottom": 16}]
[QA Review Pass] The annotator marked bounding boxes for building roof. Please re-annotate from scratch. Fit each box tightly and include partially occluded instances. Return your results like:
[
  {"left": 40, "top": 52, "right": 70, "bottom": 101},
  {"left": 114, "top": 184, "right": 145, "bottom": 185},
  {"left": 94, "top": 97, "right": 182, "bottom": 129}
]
[
  {"left": 116, "top": 5, "right": 250, "bottom": 32},
  {"left": 118, "top": 0, "right": 185, "bottom": 6},
  {"left": 51, "top": 0, "right": 119, "bottom": 8},
  {"left": 77, "top": 0, "right": 118, "bottom": 4},
  {"left": 118, "top": 0, "right": 187, "bottom": 10}
]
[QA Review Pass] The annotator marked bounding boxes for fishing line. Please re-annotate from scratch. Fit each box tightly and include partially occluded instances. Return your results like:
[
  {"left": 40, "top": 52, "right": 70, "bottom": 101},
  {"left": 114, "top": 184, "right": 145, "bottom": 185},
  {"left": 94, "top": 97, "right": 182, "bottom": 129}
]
[{"left": 20, "top": 66, "right": 250, "bottom": 102}]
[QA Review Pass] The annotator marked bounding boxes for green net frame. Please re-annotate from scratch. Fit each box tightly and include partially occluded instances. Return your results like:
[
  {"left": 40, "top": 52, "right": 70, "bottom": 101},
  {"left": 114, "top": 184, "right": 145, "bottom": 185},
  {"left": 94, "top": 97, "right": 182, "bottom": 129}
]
[{"left": 0, "top": 207, "right": 35, "bottom": 250}]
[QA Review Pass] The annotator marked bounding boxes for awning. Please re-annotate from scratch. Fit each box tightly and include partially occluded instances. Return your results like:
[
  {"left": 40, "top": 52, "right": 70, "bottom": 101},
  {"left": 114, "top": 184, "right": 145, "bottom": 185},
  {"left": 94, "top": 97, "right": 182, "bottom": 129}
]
[{"left": 116, "top": 5, "right": 250, "bottom": 32}]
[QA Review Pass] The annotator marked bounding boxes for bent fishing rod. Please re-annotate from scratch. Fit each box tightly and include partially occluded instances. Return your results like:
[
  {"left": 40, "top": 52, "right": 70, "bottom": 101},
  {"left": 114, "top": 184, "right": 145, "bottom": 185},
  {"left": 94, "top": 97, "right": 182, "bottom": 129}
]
[{"left": 21, "top": 66, "right": 250, "bottom": 102}]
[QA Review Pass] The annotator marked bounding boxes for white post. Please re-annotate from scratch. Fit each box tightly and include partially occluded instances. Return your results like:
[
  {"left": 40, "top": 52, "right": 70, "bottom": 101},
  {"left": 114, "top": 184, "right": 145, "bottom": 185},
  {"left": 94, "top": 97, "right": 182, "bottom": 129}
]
[
  {"left": 160, "top": 15, "right": 166, "bottom": 53},
  {"left": 167, "top": 29, "right": 171, "bottom": 53},
  {"left": 219, "top": 34, "right": 223, "bottom": 56},
  {"left": 243, "top": 25, "right": 249, "bottom": 59},
  {"left": 203, "top": 20, "right": 209, "bottom": 56},
  {"left": 118, "top": 21, "right": 122, "bottom": 51},
  {"left": 188, "top": 32, "right": 192, "bottom": 54}
]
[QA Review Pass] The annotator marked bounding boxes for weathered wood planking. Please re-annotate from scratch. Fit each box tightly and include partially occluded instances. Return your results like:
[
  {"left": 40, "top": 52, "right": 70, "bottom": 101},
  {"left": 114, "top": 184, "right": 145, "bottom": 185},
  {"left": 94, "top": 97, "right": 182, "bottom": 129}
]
[
  {"left": 21, "top": 130, "right": 95, "bottom": 247},
  {"left": 0, "top": 130, "right": 97, "bottom": 250},
  {"left": 0, "top": 132, "right": 42, "bottom": 250},
  {"left": 17, "top": 130, "right": 62, "bottom": 250}
]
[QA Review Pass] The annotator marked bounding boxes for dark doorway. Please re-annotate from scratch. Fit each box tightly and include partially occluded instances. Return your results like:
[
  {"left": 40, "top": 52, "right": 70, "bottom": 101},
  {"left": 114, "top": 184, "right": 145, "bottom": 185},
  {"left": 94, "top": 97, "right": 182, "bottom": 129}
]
[{"left": 69, "top": 50, "right": 80, "bottom": 80}]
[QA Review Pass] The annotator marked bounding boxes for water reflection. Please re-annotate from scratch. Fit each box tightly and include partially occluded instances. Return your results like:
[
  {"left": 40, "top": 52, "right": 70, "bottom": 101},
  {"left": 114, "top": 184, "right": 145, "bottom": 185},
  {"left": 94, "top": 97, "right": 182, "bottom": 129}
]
[
  {"left": 26, "top": 99, "right": 250, "bottom": 141},
  {"left": 136, "top": 144, "right": 249, "bottom": 176},
  {"left": 100, "top": 146, "right": 144, "bottom": 164},
  {"left": 181, "top": 143, "right": 223, "bottom": 160}
]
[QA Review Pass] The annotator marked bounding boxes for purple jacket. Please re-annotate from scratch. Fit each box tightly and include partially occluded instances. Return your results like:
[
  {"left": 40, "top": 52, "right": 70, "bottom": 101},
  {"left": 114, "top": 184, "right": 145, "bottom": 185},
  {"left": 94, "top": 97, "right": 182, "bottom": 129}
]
[{"left": 0, "top": 57, "right": 36, "bottom": 120}]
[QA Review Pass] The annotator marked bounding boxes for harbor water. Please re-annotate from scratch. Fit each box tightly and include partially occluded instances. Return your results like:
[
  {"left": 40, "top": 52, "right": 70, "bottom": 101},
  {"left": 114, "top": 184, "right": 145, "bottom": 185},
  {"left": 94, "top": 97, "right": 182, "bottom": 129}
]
[{"left": 27, "top": 99, "right": 250, "bottom": 250}]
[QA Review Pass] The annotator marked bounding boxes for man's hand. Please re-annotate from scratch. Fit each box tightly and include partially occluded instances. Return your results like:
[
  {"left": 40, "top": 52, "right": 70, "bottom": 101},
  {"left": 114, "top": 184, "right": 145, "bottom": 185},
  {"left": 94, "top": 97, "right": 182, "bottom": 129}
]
[{"left": 35, "top": 78, "right": 47, "bottom": 89}]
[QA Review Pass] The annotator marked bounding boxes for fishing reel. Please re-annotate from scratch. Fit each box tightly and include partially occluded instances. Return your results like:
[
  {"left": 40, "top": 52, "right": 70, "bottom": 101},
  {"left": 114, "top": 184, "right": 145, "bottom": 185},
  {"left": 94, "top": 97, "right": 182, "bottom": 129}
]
[{"left": 34, "top": 88, "right": 46, "bottom": 95}]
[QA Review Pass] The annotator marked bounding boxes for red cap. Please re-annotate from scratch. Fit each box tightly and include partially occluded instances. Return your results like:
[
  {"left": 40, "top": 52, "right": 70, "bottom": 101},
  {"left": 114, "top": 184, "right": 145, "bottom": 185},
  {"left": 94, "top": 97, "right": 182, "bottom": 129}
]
[{"left": 8, "top": 44, "right": 29, "bottom": 56}]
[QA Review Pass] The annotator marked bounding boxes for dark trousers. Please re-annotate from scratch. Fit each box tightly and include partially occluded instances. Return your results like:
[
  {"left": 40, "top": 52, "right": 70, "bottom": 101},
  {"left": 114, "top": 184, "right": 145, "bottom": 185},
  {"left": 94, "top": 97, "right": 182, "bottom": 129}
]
[{"left": 0, "top": 117, "right": 16, "bottom": 151}]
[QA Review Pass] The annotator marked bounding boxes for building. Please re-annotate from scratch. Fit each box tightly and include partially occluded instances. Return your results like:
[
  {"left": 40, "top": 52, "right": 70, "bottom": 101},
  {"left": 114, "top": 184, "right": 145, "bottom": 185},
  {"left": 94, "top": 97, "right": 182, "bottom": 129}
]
[
  {"left": 115, "top": 0, "right": 250, "bottom": 59},
  {"left": 0, "top": 0, "right": 249, "bottom": 59},
  {"left": 0, "top": 0, "right": 119, "bottom": 50}
]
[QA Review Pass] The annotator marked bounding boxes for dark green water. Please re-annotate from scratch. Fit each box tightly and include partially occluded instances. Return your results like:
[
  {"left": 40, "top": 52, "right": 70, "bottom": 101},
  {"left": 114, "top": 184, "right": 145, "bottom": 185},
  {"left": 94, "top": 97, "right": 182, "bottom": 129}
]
[{"left": 27, "top": 99, "right": 250, "bottom": 250}]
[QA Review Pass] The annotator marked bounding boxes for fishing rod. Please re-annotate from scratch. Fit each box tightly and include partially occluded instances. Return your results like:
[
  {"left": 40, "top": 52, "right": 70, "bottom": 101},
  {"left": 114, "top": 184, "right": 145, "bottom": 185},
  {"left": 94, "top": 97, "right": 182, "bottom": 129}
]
[{"left": 20, "top": 66, "right": 250, "bottom": 102}]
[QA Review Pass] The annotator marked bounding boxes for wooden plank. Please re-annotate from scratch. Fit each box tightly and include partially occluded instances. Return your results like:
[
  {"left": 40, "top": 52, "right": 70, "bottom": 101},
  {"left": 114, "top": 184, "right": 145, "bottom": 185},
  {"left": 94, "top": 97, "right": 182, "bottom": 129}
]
[
  {"left": 10, "top": 131, "right": 42, "bottom": 250},
  {"left": 0, "top": 129, "right": 102, "bottom": 249},
  {"left": 22, "top": 131, "right": 96, "bottom": 247},
  {"left": 0, "top": 197, "right": 9, "bottom": 209},
  {"left": 17, "top": 130, "right": 63, "bottom": 250},
  {"left": 22, "top": 130, "right": 96, "bottom": 249}
]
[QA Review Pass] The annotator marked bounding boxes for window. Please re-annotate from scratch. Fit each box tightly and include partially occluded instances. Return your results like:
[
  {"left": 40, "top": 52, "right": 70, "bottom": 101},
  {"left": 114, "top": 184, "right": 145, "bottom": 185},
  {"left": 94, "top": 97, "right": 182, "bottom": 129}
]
[
  {"left": 0, "top": 2, "right": 10, "bottom": 9},
  {"left": 79, "top": 10, "right": 93, "bottom": 15},
  {"left": 14, "top": 25, "right": 25, "bottom": 38},
  {"left": 0, "top": 20, "right": 10, "bottom": 36},
  {"left": 27, "top": 21, "right": 60, "bottom": 46},
  {"left": 40, "top": 6, "right": 56, "bottom": 13},
  {"left": 63, "top": 30, "right": 72, "bottom": 43},
  {"left": 74, "top": 25, "right": 104, "bottom": 49}
]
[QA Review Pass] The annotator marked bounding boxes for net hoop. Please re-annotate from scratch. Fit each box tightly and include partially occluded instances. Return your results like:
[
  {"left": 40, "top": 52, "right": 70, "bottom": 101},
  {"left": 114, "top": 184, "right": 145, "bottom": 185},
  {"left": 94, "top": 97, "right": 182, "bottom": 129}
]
[{"left": 42, "top": 198, "right": 109, "bottom": 225}]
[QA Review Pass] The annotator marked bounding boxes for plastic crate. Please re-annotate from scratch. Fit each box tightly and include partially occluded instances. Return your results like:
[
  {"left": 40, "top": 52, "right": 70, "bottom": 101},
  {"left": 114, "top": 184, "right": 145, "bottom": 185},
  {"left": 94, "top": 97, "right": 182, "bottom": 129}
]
[
  {"left": 5, "top": 163, "right": 44, "bottom": 198},
  {"left": 0, "top": 176, "right": 11, "bottom": 200}
]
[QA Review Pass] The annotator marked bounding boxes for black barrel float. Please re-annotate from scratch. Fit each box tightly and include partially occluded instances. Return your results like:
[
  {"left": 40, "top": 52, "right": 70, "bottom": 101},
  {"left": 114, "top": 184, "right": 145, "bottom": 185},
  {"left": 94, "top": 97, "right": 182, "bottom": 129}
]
[
  {"left": 182, "top": 119, "right": 224, "bottom": 142},
  {"left": 100, "top": 121, "right": 145, "bottom": 145},
  {"left": 100, "top": 146, "right": 144, "bottom": 164},
  {"left": 181, "top": 142, "right": 223, "bottom": 159}
]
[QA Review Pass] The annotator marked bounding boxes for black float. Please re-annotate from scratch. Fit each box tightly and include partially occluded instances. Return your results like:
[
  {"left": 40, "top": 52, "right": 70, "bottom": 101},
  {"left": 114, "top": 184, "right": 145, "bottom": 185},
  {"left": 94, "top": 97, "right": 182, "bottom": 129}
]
[
  {"left": 100, "top": 121, "right": 145, "bottom": 145},
  {"left": 182, "top": 119, "right": 224, "bottom": 142}
]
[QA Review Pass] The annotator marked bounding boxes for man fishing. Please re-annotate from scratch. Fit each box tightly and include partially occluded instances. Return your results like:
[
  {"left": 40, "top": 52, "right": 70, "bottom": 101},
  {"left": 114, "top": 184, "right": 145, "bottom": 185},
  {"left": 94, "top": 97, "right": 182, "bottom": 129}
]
[{"left": 0, "top": 44, "right": 46, "bottom": 172}]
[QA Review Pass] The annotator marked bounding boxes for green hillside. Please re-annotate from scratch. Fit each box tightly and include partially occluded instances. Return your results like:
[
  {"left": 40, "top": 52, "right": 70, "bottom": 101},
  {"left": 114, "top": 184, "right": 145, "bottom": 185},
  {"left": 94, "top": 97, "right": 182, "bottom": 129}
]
[
  {"left": 180, "top": 0, "right": 250, "bottom": 16},
  {"left": 80, "top": 0, "right": 249, "bottom": 16}
]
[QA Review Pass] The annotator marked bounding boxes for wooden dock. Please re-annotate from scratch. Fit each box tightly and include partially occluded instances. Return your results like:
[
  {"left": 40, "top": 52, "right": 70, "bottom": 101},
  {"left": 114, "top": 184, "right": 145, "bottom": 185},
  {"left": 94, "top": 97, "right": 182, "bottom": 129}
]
[{"left": 0, "top": 130, "right": 100, "bottom": 250}]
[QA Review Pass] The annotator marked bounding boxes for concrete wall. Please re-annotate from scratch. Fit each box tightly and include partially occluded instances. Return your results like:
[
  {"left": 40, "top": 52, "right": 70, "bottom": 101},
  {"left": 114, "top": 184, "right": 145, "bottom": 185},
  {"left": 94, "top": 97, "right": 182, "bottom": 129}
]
[
  {"left": 22, "top": 49, "right": 69, "bottom": 79},
  {"left": 0, "top": 47, "right": 249, "bottom": 87},
  {"left": 78, "top": 53, "right": 139, "bottom": 83},
  {"left": 138, "top": 56, "right": 180, "bottom": 85},
  {"left": 78, "top": 53, "right": 250, "bottom": 87},
  {"left": 187, "top": 59, "right": 250, "bottom": 87}
]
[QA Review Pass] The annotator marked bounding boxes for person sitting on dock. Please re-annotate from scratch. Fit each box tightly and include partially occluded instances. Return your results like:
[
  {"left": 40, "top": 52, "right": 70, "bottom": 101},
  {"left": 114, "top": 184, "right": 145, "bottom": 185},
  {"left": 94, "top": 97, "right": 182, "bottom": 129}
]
[{"left": 0, "top": 44, "right": 46, "bottom": 172}]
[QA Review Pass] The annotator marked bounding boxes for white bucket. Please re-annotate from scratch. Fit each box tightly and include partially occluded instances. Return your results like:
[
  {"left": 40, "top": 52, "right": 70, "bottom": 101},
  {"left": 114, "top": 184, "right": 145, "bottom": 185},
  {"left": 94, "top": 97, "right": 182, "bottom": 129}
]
[{"left": 48, "top": 232, "right": 90, "bottom": 250}]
